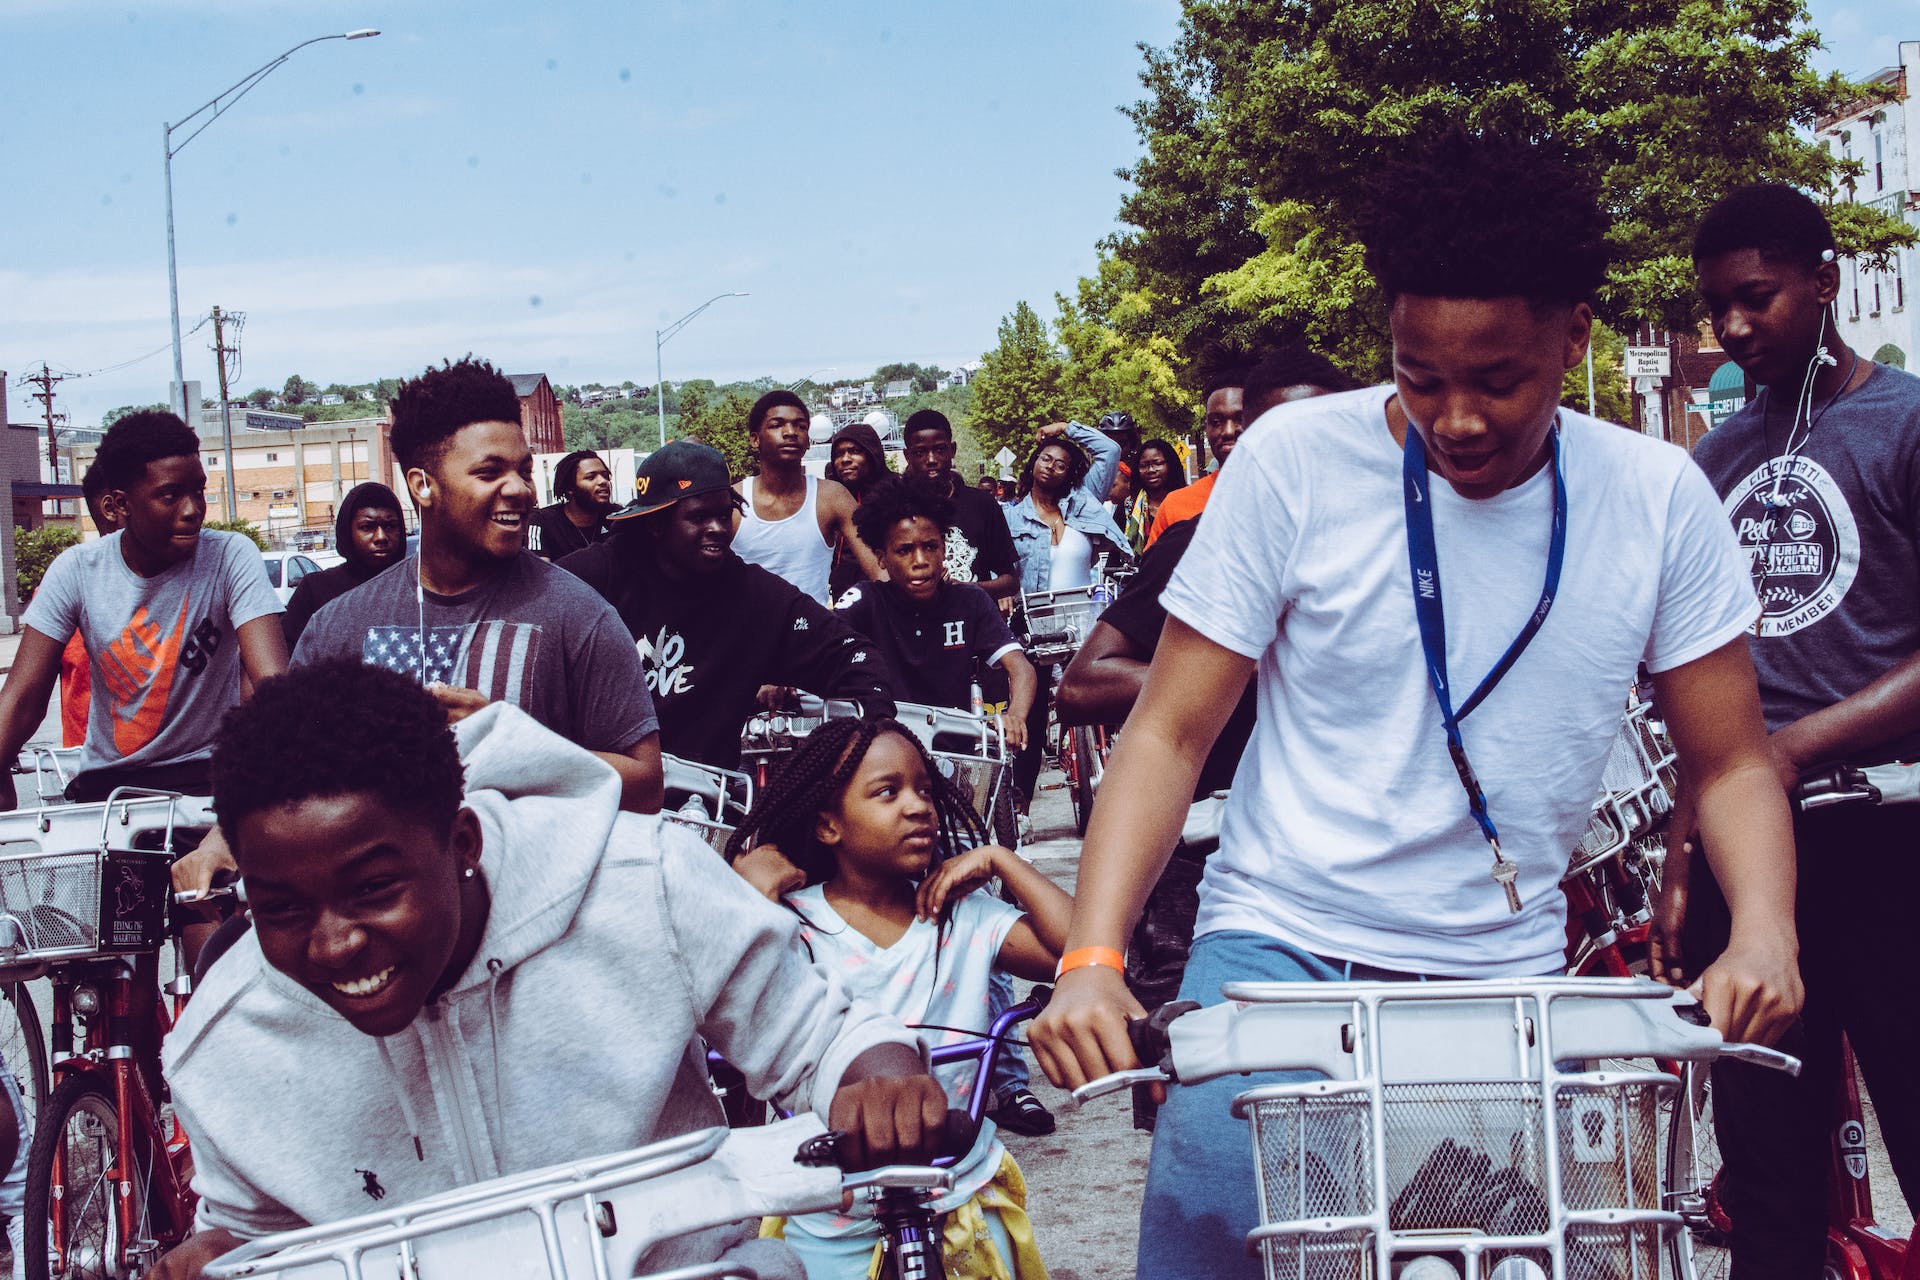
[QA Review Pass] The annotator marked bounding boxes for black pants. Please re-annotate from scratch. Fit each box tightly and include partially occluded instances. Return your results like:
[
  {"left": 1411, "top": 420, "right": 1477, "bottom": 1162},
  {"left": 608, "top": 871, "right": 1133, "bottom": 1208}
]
[
  {"left": 1011, "top": 667, "right": 1054, "bottom": 811},
  {"left": 1682, "top": 802, "right": 1920, "bottom": 1280},
  {"left": 1127, "top": 842, "right": 1206, "bottom": 1009},
  {"left": 65, "top": 760, "right": 213, "bottom": 803}
]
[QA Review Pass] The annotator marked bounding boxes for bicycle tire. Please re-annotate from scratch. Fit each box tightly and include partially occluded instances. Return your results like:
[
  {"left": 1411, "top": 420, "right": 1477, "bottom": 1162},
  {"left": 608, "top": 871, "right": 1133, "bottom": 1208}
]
[
  {"left": 1666, "top": 1062, "right": 1731, "bottom": 1280},
  {"left": 24, "top": 1075, "right": 154, "bottom": 1280},
  {"left": 1069, "top": 726, "right": 1095, "bottom": 837},
  {"left": 1, "top": 982, "right": 48, "bottom": 1142},
  {"left": 989, "top": 775, "right": 1019, "bottom": 850}
]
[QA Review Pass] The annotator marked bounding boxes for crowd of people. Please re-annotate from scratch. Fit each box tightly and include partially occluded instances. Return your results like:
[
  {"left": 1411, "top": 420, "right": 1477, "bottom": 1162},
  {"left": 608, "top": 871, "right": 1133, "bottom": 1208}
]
[{"left": 0, "top": 128, "right": 1910, "bottom": 1280}]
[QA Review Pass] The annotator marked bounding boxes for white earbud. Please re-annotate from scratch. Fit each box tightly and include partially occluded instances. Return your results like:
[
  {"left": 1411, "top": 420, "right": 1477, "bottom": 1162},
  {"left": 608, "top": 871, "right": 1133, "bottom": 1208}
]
[
  {"left": 1815, "top": 347, "right": 1838, "bottom": 367},
  {"left": 1821, "top": 248, "right": 1836, "bottom": 263}
]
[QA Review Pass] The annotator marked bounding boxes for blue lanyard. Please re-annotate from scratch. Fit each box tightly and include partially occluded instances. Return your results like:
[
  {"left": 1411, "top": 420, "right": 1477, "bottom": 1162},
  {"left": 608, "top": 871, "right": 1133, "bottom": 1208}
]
[{"left": 1401, "top": 421, "right": 1567, "bottom": 910}]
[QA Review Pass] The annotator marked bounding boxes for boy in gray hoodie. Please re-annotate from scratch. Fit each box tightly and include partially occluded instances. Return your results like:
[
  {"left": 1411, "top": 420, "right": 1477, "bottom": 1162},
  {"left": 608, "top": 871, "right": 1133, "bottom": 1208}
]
[{"left": 152, "top": 661, "right": 944, "bottom": 1279}]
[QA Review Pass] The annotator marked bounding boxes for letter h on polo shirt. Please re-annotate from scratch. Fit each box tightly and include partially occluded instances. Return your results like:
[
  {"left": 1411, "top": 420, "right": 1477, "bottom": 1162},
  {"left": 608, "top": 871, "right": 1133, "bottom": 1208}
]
[{"left": 942, "top": 620, "right": 966, "bottom": 649}]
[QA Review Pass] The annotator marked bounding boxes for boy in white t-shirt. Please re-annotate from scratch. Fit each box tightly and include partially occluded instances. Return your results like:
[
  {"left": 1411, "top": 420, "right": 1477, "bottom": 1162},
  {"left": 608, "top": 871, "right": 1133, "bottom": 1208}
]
[{"left": 1029, "top": 131, "right": 1805, "bottom": 1280}]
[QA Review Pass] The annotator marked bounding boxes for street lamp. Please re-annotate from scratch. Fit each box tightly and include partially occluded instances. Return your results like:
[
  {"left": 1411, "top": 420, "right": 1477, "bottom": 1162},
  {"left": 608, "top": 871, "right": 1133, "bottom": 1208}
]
[
  {"left": 786, "top": 366, "right": 836, "bottom": 391},
  {"left": 654, "top": 291, "right": 748, "bottom": 451},
  {"left": 165, "top": 28, "right": 380, "bottom": 520}
]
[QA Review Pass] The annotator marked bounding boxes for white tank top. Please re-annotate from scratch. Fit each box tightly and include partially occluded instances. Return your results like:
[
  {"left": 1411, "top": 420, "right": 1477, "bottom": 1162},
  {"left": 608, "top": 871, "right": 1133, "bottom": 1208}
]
[{"left": 734, "top": 476, "right": 833, "bottom": 603}]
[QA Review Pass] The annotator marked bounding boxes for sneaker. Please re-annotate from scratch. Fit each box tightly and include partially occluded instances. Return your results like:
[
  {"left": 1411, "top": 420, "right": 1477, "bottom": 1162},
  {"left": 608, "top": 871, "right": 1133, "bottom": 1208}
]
[
  {"left": 1015, "top": 813, "right": 1033, "bottom": 845},
  {"left": 990, "top": 1087, "right": 1057, "bottom": 1137}
]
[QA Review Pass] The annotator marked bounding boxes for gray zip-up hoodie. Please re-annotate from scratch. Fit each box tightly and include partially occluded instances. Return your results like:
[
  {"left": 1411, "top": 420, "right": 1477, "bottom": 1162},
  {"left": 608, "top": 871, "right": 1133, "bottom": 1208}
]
[{"left": 163, "top": 703, "right": 916, "bottom": 1263}]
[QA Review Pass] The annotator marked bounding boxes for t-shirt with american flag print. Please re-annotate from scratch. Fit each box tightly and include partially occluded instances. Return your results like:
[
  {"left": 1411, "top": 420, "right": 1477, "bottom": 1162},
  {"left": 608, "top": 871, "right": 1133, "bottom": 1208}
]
[{"left": 292, "top": 552, "right": 657, "bottom": 755}]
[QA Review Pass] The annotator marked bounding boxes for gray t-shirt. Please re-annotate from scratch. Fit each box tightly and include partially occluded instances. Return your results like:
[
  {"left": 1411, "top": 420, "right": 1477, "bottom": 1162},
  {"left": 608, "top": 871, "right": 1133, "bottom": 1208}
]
[
  {"left": 293, "top": 552, "right": 658, "bottom": 754},
  {"left": 23, "top": 530, "right": 283, "bottom": 776},
  {"left": 1692, "top": 361, "right": 1920, "bottom": 761}
]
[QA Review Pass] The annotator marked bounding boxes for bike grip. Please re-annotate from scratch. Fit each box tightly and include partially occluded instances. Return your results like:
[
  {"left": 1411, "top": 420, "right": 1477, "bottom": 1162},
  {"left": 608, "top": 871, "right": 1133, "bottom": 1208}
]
[
  {"left": 1026, "top": 630, "right": 1072, "bottom": 647},
  {"left": 1129, "top": 1000, "right": 1201, "bottom": 1072},
  {"left": 794, "top": 1109, "right": 979, "bottom": 1170}
]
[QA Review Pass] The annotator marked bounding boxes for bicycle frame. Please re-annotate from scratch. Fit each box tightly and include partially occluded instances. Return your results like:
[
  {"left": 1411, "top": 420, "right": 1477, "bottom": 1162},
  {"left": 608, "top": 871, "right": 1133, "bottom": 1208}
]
[{"left": 45, "top": 954, "right": 195, "bottom": 1274}]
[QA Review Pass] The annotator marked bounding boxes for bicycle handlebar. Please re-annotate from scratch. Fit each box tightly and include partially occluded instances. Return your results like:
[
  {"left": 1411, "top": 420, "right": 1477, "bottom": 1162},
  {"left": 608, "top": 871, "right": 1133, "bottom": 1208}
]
[
  {"left": 1793, "top": 761, "right": 1920, "bottom": 811},
  {"left": 1071, "top": 977, "right": 1802, "bottom": 1107},
  {"left": 794, "top": 1109, "right": 980, "bottom": 1179}
]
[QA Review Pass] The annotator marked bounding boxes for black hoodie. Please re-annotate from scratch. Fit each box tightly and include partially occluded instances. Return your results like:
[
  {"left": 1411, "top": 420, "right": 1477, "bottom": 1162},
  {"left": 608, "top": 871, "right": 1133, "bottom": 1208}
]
[
  {"left": 281, "top": 482, "right": 404, "bottom": 648},
  {"left": 561, "top": 529, "right": 896, "bottom": 769}
]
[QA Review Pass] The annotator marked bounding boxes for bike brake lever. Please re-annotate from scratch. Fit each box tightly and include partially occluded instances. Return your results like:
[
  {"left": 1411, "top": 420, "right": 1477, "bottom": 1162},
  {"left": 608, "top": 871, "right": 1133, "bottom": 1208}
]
[
  {"left": 1070, "top": 1067, "right": 1171, "bottom": 1106},
  {"left": 841, "top": 1166, "right": 956, "bottom": 1194},
  {"left": 1718, "top": 1042, "right": 1803, "bottom": 1076}
]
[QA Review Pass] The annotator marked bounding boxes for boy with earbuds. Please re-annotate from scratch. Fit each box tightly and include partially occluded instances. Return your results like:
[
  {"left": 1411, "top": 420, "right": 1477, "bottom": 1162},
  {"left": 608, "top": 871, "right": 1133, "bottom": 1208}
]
[
  {"left": 292, "top": 358, "right": 664, "bottom": 813},
  {"left": 1674, "top": 184, "right": 1920, "bottom": 1278}
]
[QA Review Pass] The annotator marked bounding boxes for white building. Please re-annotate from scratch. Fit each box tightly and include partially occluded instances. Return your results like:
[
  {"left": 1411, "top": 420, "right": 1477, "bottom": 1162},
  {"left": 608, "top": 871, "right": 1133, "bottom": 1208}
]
[{"left": 1816, "top": 40, "right": 1920, "bottom": 369}]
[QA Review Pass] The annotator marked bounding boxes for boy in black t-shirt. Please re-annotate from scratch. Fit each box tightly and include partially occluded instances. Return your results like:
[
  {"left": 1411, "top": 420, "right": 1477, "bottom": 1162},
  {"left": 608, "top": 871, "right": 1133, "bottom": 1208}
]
[{"left": 838, "top": 478, "right": 1036, "bottom": 748}]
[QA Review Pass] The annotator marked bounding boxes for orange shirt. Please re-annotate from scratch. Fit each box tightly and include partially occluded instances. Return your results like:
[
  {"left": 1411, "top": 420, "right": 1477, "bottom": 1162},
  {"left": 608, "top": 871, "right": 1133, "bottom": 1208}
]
[
  {"left": 59, "top": 630, "right": 89, "bottom": 748},
  {"left": 1144, "top": 471, "right": 1218, "bottom": 548}
]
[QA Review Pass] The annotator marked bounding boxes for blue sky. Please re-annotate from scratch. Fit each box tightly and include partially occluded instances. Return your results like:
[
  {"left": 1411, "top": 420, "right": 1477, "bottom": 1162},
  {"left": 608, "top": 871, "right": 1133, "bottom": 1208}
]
[{"left": 1, "top": 0, "right": 1907, "bottom": 430}]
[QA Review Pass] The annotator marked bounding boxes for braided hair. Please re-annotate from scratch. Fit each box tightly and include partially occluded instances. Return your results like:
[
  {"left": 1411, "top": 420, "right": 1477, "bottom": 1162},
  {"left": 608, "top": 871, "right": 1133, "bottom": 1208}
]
[{"left": 723, "top": 717, "right": 987, "bottom": 889}]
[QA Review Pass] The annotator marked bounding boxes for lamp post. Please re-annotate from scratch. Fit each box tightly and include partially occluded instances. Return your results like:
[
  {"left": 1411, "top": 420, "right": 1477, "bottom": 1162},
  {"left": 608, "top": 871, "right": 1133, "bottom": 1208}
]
[
  {"left": 165, "top": 28, "right": 380, "bottom": 520},
  {"left": 786, "top": 366, "right": 836, "bottom": 391},
  {"left": 654, "top": 291, "right": 748, "bottom": 451}
]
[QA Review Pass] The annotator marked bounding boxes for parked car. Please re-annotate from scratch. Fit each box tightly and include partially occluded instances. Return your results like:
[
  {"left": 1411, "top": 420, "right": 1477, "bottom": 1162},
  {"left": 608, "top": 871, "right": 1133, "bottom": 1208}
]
[{"left": 259, "top": 550, "right": 324, "bottom": 606}]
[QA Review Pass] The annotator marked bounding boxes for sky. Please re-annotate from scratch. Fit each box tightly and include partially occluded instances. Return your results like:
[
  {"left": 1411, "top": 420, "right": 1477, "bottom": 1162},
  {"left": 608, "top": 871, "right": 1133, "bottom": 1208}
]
[{"left": 1, "top": 0, "right": 1910, "bottom": 431}]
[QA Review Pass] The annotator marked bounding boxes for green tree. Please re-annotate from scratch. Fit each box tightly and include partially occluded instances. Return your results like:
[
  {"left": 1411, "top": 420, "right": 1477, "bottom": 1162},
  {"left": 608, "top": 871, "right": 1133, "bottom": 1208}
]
[
  {"left": 101, "top": 404, "right": 169, "bottom": 428},
  {"left": 14, "top": 526, "right": 79, "bottom": 603},
  {"left": 281, "top": 375, "right": 314, "bottom": 406},
  {"left": 677, "top": 384, "right": 759, "bottom": 479},
  {"left": 966, "top": 301, "right": 1070, "bottom": 463},
  {"left": 1112, "top": 0, "right": 1914, "bottom": 378},
  {"left": 1562, "top": 320, "right": 1634, "bottom": 425},
  {"left": 204, "top": 518, "right": 267, "bottom": 550},
  {"left": 245, "top": 388, "right": 275, "bottom": 408},
  {"left": 1055, "top": 256, "right": 1196, "bottom": 438}
]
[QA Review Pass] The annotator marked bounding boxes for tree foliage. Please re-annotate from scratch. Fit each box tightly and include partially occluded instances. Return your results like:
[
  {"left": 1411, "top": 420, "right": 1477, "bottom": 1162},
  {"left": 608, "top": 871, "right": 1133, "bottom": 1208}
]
[
  {"left": 966, "top": 301, "right": 1070, "bottom": 463},
  {"left": 14, "top": 526, "right": 79, "bottom": 603},
  {"left": 1055, "top": 256, "right": 1196, "bottom": 439},
  {"left": 1109, "top": 0, "right": 1915, "bottom": 378},
  {"left": 678, "top": 384, "right": 760, "bottom": 480},
  {"left": 204, "top": 519, "right": 267, "bottom": 550},
  {"left": 101, "top": 404, "right": 169, "bottom": 428}
]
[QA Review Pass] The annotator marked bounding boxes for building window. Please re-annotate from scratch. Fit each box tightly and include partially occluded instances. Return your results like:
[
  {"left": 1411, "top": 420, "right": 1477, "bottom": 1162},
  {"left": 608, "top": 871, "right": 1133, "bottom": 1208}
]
[
  {"left": 1873, "top": 275, "right": 1883, "bottom": 315},
  {"left": 1874, "top": 129, "right": 1885, "bottom": 192},
  {"left": 265, "top": 452, "right": 279, "bottom": 462},
  {"left": 1896, "top": 252, "right": 1907, "bottom": 312},
  {"left": 205, "top": 456, "right": 218, "bottom": 466},
  {"left": 1851, "top": 261, "right": 1861, "bottom": 320}
]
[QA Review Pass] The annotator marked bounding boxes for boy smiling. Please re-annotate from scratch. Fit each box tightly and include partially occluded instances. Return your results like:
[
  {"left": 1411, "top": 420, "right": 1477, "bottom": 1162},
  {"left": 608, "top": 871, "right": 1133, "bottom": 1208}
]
[{"left": 152, "top": 662, "right": 947, "bottom": 1280}]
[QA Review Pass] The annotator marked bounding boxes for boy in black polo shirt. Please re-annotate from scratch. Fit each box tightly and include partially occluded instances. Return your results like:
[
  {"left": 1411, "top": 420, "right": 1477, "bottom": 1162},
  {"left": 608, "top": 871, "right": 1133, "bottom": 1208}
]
[{"left": 838, "top": 478, "right": 1036, "bottom": 749}]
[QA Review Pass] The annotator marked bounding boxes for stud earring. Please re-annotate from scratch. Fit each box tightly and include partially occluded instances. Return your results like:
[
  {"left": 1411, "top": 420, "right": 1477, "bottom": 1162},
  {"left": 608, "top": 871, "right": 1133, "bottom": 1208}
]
[{"left": 463, "top": 867, "right": 476, "bottom": 879}]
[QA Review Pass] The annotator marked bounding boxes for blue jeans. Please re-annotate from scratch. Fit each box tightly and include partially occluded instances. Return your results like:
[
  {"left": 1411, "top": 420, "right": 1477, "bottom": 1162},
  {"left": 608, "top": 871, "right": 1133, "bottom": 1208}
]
[
  {"left": 987, "top": 968, "right": 1031, "bottom": 1098},
  {"left": 1136, "top": 930, "right": 1434, "bottom": 1280}
]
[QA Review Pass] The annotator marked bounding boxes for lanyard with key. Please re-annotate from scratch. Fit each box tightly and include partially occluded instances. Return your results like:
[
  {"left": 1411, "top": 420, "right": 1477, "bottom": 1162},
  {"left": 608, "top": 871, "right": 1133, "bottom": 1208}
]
[{"left": 1401, "top": 419, "right": 1567, "bottom": 912}]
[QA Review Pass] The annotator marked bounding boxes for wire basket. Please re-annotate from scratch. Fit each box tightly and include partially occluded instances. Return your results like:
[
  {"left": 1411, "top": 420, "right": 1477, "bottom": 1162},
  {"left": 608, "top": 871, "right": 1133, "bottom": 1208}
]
[
  {"left": 0, "top": 847, "right": 171, "bottom": 965},
  {"left": 1569, "top": 701, "right": 1679, "bottom": 876},
  {"left": 1019, "top": 586, "right": 1096, "bottom": 665},
  {"left": 1244, "top": 1077, "right": 1668, "bottom": 1280}
]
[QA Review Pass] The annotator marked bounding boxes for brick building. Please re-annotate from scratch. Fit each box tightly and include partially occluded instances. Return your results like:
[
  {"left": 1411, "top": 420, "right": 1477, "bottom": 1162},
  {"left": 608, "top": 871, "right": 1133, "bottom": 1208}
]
[
  {"left": 509, "top": 374, "right": 565, "bottom": 453},
  {"left": 68, "top": 417, "right": 396, "bottom": 551}
]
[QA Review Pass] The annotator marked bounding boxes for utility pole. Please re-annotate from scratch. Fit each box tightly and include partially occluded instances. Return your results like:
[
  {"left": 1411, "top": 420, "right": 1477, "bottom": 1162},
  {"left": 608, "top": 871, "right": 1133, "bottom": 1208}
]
[
  {"left": 209, "top": 307, "right": 243, "bottom": 522},
  {"left": 22, "top": 364, "right": 69, "bottom": 480}
]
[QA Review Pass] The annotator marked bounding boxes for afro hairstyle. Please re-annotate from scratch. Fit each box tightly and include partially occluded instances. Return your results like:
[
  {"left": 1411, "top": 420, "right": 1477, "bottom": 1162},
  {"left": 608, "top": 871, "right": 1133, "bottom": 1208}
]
[
  {"left": 1243, "top": 344, "right": 1362, "bottom": 413},
  {"left": 388, "top": 357, "right": 524, "bottom": 474},
  {"left": 1692, "top": 183, "right": 1837, "bottom": 271},
  {"left": 1353, "top": 129, "right": 1609, "bottom": 307},
  {"left": 851, "top": 476, "right": 956, "bottom": 555},
  {"left": 92, "top": 410, "right": 201, "bottom": 491},
  {"left": 212, "top": 661, "right": 467, "bottom": 855}
]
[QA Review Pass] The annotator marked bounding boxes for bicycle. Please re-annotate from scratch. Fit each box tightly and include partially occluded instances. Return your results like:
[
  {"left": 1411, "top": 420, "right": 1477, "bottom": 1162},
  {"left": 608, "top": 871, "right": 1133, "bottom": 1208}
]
[
  {"left": 661, "top": 754, "right": 755, "bottom": 858},
  {"left": 1017, "top": 564, "right": 1128, "bottom": 836},
  {"left": 196, "top": 1067, "right": 1020, "bottom": 1280},
  {"left": 0, "top": 788, "right": 218, "bottom": 1280},
  {"left": 707, "top": 989, "right": 1051, "bottom": 1278},
  {"left": 1661, "top": 761, "right": 1920, "bottom": 1280},
  {"left": 1072, "top": 977, "right": 1800, "bottom": 1280}
]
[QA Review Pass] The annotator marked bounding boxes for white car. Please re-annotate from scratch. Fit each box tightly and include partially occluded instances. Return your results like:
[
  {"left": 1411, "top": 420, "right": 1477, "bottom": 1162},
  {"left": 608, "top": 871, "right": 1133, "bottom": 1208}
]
[{"left": 259, "top": 550, "right": 325, "bottom": 606}]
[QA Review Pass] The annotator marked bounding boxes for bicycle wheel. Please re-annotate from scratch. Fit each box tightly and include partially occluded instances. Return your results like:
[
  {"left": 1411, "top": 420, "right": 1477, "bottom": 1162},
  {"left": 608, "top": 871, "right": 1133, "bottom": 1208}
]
[
  {"left": 989, "top": 774, "right": 1019, "bottom": 849},
  {"left": 24, "top": 1076, "right": 153, "bottom": 1280},
  {"left": 0, "top": 982, "right": 48, "bottom": 1140},
  {"left": 1068, "top": 726, "right": 1096, "bottom": 836},
  {"left": 1667, "top": 1062, "right": 1731, "bottom": 1280}
]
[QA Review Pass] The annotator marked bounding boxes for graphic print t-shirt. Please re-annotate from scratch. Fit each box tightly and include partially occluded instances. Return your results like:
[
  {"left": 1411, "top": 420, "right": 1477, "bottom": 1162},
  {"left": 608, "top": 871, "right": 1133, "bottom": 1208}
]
[
  {"left": 835, "top": 580, "right": 1020, "bottom": 710},
  {"left": 942, "top": 482, "right": 1018, "bottom": 588},
  {"left": 292, "top": 552, "right": 658, "bottom": 754},
  {"left": 24, "top": 531, "right": 283, "bottom": 776},
  {"left": 1691, "top": 362, "right": 1920, "bottom": 760}
]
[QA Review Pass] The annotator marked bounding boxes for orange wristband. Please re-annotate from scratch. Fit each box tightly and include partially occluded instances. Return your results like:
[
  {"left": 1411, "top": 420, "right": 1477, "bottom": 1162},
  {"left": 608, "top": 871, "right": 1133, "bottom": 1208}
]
[{"left": 1054, "top": 946, "right": 1126, "bottom": 980}]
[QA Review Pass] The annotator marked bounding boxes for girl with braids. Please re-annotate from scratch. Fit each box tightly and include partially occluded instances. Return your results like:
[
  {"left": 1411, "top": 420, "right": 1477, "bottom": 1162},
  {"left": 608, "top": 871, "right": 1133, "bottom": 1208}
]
[{"left": 731, "top": 717, "right": 1069, "bottom": 1280}]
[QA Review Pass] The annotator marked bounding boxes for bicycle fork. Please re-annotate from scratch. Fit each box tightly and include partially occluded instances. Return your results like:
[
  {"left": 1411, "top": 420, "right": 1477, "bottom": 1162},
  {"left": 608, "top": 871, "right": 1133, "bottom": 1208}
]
[{"left": 874, "top": 1188, "right": 945, "bottom": 1280}]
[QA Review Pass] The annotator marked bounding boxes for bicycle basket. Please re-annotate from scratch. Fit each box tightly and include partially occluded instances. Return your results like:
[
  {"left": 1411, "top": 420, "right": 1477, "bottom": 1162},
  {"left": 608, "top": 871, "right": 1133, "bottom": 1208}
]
[
  {"left": 1020, "top": 586, "right": 1095, "bottom": 664},
  {"left": 1227, "top": 983, "right": 1678, "bottom": 1280},
  {"left": 1568, "top": 700, "right": 1678, "bottom": 876},
  {"left": 0, "top": 846, "right": 171, "bottom": 964}
]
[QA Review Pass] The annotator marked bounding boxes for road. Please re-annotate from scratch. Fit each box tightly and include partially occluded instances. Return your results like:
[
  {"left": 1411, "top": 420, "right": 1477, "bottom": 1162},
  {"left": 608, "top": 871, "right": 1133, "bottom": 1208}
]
[{"left": 1001, "top": 762, "right": 1912, "bottom": 1277}]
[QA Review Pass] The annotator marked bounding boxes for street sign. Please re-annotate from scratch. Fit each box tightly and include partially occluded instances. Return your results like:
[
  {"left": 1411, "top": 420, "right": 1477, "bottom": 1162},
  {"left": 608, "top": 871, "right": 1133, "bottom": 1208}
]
[
  {"left": 993, "top": 447, "right": 1016, "bottom": 467},
  {"left": 1625, "top": 347, "right": 1671, "bottom": 378}
]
